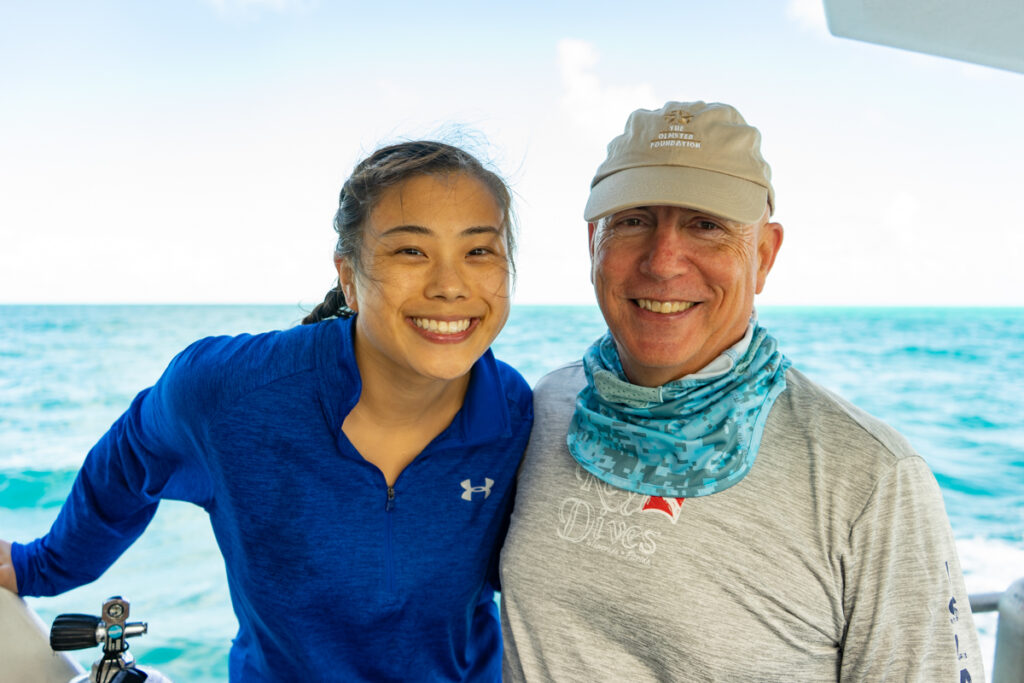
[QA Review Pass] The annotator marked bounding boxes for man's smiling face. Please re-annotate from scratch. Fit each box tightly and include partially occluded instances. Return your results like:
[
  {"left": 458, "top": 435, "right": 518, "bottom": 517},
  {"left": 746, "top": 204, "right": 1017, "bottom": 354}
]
[{"left": 589, "top": 204, "right": 782, "bottom": 387}]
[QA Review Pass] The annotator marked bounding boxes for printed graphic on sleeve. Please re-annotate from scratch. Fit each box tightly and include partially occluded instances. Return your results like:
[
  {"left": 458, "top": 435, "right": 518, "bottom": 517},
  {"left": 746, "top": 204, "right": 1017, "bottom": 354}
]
[{"left": 945, "top": 561, "right": 974, "bottom": 682}]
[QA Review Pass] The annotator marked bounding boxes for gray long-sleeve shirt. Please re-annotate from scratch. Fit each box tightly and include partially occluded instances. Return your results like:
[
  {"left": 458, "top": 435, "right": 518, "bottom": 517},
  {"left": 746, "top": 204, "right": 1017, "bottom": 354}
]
[{"left": 500, "top": 363, "right": 982, "bottom": 682}]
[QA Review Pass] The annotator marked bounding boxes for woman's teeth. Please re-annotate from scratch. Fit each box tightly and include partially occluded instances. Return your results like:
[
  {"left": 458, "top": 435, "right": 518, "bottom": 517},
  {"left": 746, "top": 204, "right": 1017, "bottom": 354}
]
[{"left": 412, "top": 318, "right": 472, "bottom": 334}]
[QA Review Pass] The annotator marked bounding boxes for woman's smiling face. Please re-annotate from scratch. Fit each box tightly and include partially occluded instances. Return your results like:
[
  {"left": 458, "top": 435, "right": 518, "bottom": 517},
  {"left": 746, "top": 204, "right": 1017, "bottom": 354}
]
[{"left": 338, "top": 172, "right": 511, "bottom": 385}]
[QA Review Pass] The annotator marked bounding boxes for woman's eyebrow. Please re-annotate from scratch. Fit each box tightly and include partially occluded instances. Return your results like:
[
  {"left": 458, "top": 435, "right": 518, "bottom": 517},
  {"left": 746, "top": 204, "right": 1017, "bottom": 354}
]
[
  {"left": 463, "top": 226, "right": 500, "bottom": 237},
  {"left": 380, "top": 225, "right": 431, "bottom": 237},
  {"left": 379, "top": 225, "right": 500, "bottom": 238}
]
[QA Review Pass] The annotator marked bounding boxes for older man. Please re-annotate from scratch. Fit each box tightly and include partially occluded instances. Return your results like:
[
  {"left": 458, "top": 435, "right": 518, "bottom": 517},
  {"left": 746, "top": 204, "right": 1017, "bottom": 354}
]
[{"left": 499, "top": 101, "right": 981, "bottom": 681}]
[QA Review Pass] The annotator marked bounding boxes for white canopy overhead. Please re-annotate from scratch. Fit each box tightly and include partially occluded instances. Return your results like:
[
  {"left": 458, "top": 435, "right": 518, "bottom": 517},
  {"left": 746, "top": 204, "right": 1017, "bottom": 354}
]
[{"left": 823, "top": 0, "right": 1024, "bottom": 74}]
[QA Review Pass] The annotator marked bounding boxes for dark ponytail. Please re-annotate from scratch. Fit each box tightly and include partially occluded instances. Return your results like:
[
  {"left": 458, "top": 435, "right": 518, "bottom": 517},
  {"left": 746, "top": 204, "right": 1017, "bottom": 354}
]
[{"left": 301, "top": 284, "right": 352, "bottom": 325}]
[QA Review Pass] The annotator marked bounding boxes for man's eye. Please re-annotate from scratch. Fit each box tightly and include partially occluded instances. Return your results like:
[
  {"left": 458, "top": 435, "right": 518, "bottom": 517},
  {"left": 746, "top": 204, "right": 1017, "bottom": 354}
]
[{"left": 697, "top": 220, "right": 722, "bottom": 231}]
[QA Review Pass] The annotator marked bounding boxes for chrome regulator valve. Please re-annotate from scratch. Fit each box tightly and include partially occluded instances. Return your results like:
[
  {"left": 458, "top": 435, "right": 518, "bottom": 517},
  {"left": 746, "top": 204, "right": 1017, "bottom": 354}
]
[{"left": 50, "top": 596, "right": 171, "bottom": 683}]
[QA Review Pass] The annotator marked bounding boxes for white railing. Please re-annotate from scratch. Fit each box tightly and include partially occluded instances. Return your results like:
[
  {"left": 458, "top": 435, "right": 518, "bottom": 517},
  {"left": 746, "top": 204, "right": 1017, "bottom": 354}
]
[{"left": 970, "top": 577, "right": 1024, "bottom": 683}]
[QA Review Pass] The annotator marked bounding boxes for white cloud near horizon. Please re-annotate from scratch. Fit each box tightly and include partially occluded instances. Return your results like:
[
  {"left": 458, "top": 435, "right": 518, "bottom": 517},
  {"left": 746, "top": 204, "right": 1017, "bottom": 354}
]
[{"left": 556, "top": 38, "right": 657, "bottom": 142}]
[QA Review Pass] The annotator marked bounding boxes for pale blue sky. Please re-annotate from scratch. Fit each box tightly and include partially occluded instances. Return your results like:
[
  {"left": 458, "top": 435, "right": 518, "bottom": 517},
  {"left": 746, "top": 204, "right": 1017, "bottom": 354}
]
[{"left": 2, "top": 0, "right": 1022, "bottom": 305}]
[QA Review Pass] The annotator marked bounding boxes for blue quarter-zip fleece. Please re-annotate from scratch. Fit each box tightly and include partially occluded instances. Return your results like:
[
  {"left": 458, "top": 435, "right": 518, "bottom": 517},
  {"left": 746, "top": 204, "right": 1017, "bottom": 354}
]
[{"left": 12, "top": 317, "right": 533, "bottom": 681}]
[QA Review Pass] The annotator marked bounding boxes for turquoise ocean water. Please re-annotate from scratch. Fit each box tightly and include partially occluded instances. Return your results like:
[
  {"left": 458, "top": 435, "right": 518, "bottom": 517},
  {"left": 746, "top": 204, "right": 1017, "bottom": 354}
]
[{"left": 1, "top": 305, "right": 1021, "bottom": 681}]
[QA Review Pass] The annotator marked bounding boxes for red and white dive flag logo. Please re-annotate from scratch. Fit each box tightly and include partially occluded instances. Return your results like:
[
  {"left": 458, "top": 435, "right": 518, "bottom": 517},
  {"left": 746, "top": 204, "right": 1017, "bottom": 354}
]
[{"left": 640, "top": 496, "right": 685, "bottom": 524}]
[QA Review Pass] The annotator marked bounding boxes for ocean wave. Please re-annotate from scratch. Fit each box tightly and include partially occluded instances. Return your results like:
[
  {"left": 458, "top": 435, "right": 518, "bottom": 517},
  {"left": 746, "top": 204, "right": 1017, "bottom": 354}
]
[
  {"left": 0, "top": 469, "right": 78, "bottom": 509},
  {"left": 958, "top": 535, "right": 1024, "bottom": 593}
]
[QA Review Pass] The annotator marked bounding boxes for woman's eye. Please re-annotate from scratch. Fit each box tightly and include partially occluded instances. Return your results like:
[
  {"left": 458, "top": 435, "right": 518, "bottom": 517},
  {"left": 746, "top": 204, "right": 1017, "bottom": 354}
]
[
  {"left": 396, "top": 247, "right": 424, "bottom": 256},
  {"left": 468, "top": 247, "right": 494, "bottom": 256}
]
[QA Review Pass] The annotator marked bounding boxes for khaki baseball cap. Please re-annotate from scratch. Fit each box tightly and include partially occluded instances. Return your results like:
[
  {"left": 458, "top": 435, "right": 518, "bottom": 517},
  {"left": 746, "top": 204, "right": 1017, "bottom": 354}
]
[{"left": 583, "top": 101, "right": 774, "bottom": 224}]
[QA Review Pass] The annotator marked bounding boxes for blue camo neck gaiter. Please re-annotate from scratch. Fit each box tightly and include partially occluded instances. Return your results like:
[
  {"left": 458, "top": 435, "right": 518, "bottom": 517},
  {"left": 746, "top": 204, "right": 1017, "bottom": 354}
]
[{"left": 567, "top": 324, "right": 791, "bottom": 498}]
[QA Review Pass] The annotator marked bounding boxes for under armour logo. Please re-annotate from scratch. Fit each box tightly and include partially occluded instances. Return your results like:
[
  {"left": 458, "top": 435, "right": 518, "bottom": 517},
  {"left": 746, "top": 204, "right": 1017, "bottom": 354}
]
[{"left": 460, "top": 478, "right": 493, "bottom": 501}]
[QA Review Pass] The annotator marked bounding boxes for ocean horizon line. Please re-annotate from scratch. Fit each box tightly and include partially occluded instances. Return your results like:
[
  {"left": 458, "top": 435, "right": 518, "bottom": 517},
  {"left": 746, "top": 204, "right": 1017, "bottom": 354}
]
[{"left": 3, "top": 302, "right": 1023, "bottom": 311}]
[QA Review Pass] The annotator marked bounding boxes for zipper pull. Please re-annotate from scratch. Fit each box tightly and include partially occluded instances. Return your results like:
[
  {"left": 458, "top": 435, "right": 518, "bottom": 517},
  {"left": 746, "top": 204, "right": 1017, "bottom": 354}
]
[{"left": 386, "top": 486, "right": 396, "bottom": 512}]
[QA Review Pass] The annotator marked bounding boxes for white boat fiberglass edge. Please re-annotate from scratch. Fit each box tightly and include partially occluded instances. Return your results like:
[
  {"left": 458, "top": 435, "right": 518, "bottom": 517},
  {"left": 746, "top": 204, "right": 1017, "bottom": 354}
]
[{"left": 0, "top": 588, "right": 84, "bottom": 683}]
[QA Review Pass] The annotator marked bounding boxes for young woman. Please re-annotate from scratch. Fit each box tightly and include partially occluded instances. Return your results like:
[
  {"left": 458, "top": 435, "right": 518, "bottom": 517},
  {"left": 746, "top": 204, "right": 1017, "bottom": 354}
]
[{"left": 0, "top": 141, "right": 532, "bottom": 681}]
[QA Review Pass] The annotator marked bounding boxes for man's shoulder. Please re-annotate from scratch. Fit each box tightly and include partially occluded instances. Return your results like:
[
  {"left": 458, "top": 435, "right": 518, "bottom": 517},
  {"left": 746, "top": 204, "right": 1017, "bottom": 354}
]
[
  {"left": 775, "top": 366, "right": 918, "bottom": 464},
  {"left": 758, "top": 366, "right": 939, "bottom": 526},
  {"left": 534, "top": 361, "right": 585, "bottom": 399}
]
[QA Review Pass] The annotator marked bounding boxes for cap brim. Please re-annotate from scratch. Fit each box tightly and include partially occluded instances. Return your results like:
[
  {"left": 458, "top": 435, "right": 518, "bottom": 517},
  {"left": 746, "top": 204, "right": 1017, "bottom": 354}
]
[{"left": 583, "top": 166, "right": 769, "bottom": 224}]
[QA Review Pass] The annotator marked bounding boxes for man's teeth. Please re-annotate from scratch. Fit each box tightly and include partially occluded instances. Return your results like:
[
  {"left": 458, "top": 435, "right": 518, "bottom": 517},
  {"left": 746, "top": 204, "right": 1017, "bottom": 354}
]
[
  {"left": 412, "top": 318, "right": 472, "bottom": 334},
  {"left": 636, "top": 299, "right": 695, "bottom": 314}
]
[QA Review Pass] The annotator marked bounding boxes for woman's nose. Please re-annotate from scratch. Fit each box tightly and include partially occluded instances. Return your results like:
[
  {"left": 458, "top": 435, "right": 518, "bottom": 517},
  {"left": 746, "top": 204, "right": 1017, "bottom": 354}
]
[{"left": 425, "top": 260, "right": 469, "bottom": 300}]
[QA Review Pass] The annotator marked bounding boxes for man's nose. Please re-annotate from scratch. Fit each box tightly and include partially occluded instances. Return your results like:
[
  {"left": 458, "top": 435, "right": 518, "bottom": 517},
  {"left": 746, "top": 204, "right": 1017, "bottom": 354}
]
[{"left": 640, "top": 221, "right": 692, "bottom": 280}]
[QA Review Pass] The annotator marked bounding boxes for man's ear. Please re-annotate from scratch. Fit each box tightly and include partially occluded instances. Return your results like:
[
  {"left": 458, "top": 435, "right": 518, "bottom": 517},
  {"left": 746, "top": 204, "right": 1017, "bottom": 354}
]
[
  {"left": 587, "top": 222, "right": 598, "bottom": 283},
  {"left": 755, "top": 221, "right": 784, "bottom": 294},
  {"left": 334, "top": 255, "right": 359, "bottom": 313}
]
